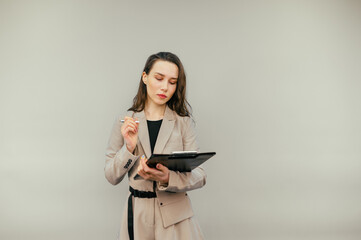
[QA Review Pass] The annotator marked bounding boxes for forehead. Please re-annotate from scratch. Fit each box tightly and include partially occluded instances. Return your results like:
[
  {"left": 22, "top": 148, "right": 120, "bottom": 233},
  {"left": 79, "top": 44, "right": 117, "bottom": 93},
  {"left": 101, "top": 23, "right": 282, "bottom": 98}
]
[{"left": 150, "top": 60, "right": 178, "bottom": 78}]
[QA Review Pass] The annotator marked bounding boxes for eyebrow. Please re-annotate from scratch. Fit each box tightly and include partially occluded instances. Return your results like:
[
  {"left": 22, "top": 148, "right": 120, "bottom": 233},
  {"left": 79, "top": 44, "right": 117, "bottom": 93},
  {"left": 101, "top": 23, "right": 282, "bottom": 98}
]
[{"left": 154, "top": 72, "right": 178, "bottom": 80}]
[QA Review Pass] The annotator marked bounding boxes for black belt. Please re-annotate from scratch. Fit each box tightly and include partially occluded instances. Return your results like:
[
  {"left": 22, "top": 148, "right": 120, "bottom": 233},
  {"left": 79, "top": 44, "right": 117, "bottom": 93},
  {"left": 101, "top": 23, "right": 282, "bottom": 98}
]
[{"left": 128, "top": 186, "right": 157, "bottom": 240}]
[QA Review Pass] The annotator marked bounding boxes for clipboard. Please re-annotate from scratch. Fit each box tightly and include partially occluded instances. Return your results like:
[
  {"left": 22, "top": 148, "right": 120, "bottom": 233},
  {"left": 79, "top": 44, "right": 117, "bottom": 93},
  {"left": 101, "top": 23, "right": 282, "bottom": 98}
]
[{"left": 146, "top": 151, "right": 216, "bottom": 172}]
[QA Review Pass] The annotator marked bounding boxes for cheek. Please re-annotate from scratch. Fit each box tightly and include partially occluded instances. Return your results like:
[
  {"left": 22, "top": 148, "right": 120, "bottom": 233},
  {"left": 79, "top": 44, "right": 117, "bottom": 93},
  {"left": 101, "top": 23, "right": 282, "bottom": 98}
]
[
  {"left": 169, "top": 85, "right": 177, "bottom": 96},
  {"left": 147, "top": 81, "right": 159, "bottom": 93}
]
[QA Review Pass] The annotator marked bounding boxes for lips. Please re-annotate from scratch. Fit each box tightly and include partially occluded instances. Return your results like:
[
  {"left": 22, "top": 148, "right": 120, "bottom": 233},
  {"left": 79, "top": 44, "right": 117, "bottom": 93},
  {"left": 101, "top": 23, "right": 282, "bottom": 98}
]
[{"left": 157, "top": 94, "right": 167, "bottom": 99}]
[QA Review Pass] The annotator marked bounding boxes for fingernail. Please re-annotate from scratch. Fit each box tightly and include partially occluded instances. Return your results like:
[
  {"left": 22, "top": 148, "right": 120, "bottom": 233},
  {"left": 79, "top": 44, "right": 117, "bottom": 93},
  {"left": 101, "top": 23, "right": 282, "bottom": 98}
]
[{"left": 141, "top": 155, "right": 144, "bottom": 159}]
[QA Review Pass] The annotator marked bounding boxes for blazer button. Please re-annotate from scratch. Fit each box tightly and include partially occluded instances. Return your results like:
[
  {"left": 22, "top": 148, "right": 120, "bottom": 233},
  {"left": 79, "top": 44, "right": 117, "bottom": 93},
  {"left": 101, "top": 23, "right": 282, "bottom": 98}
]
[
  {"left": 160, "top": 203, "right": 163, "bottom": 206},
  {"left": 185, "top": 193, "right": 187, "bottom": 196}
]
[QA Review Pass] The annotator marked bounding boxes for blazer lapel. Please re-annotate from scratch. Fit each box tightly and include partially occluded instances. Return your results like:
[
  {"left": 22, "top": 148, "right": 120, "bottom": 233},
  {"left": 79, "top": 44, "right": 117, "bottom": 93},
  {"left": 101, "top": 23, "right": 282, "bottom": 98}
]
[
  {"left": 153, "top": 106, "right": 175, "bottom": 154},
  {"left": 134, "top": 106, "right": 176, "bottom": 158},
  {"left": 133, "top": 110, "right": 152, "bottom": 159}
]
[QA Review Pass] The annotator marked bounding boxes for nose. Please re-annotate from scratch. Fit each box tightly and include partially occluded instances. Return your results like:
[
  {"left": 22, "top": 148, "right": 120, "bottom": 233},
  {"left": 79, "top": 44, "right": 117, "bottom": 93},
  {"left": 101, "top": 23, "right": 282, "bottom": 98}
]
[{"left": 160, "top": 80, "right": 168, "bottom": 92}]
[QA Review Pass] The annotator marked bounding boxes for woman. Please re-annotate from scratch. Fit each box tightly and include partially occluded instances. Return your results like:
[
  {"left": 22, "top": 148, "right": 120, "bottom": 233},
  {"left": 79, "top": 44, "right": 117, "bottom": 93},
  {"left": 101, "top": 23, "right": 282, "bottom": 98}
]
[{"left": 105, "top": 52, "right": 206, "bottom": 240}]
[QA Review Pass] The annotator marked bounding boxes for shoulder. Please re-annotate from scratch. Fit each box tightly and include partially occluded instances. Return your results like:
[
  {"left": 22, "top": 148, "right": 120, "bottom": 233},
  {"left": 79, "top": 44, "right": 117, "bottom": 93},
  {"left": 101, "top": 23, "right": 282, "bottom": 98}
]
[
  {"left": 173, "top": 112, "right": 196, "bottom": 132},
  {"left": 173, "top": 111, "right": 191, "bottom": 122}
]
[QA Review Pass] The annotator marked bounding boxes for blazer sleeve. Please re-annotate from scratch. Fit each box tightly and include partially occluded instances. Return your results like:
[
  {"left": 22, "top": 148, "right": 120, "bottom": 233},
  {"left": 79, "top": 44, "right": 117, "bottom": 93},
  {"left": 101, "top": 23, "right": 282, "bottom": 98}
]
[
  {"left": 158, "top": 117, "right": 207, "bottom": 192},
  {"left": 104, "top": 116, "right": 139, "bottom": 185}
]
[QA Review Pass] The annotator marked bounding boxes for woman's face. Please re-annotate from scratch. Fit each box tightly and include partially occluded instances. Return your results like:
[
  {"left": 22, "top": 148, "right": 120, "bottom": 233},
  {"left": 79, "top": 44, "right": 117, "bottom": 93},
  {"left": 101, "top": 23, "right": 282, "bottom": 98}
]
[{"left": 142, "top": 60, "right": 178, "bottom": 107}]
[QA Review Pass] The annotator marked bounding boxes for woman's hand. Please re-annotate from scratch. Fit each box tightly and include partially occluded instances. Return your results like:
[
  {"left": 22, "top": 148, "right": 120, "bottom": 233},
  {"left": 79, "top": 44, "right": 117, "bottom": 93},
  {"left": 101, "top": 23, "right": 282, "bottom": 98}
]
[
  {"left": 120, "top": 116, "right": 139, "bottom": 153},
  {"left": 137, "top": 155, "right": 170, "bottom": 184}
]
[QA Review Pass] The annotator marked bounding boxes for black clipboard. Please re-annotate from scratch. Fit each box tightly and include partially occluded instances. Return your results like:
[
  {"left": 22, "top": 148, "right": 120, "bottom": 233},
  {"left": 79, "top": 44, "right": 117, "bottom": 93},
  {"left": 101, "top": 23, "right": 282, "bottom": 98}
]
[{"left": 146, "top": 151, "right": 216, "bottom": 172}]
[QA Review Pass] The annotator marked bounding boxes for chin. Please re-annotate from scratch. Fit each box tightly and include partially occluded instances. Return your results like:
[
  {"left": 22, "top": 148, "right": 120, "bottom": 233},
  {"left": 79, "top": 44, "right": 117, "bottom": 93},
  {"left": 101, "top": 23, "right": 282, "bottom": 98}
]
[
  {"left": 156, "top": 100, "right": 167, "bottom": 105},
  {"left": 149, "top": 96, "right": 168, "bottom": 106},
  {"left": 158, "top": 99, "right": 169, "bottom": 105}
]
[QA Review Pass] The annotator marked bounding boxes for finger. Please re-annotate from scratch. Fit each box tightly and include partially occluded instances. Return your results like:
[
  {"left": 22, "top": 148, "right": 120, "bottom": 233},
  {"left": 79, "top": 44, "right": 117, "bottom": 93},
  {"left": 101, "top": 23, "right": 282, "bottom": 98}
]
[
  {"left": 121, "top": 120, "right": 135, "bottom": 132},
  {"left": 126, "top": 122, "right": 138, "bottom": 132},
  {"left": 139, "top": 155, "right": 147, "bottom": 169},
  {"left": 138, "top": 168, "right": 144, "bottom": 175},
  {"left": 134, "top": 117, "right": 139, "bottom": 126},
  {"left": 143, "top": 159, "right": 155, "bottom": 173},
  {"left": 140, "top": 157, "right": 149, "bottom": 172},
  {"left": 139, "top": 169, "right": 152, "bottom": 180},
  {"left": 156, "top": 163, "right": 166, "bottom": 172},
  {"left": 137, "top": 162, "right": 143, "bottom": 172},
  {"left": 138, "top": 169, "right": 146, "bottom": 178},
  {"left": 137, "top": 160, "right": 145, "bottom": 174},
  {"left": 123, "top": 117, "right": 136, "bottom": 127},
  {"left": 123, "top": 116, "right": 131, "bottom": 124},
  {"left": 145, "top": 166, "right": 162, "bottom": 177},
  {"left": 122, "top": 120, "right": 138, "bottom": 134},
  {"left": 125, "top": 125, "right": 137, "bottom": 134},
  {"left": 125, "top": 117, "right": 137, "bottom": 125},
  {"left": 137, "top": 164, "right": 143, "bottom": 172}
]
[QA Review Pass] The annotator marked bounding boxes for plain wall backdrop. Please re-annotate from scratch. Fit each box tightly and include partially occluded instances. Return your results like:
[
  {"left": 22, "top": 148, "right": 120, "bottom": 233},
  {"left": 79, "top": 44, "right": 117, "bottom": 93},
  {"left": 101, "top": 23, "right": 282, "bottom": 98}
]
[{"left": 1, "top": 0, "right": 361, "bottom": 239}]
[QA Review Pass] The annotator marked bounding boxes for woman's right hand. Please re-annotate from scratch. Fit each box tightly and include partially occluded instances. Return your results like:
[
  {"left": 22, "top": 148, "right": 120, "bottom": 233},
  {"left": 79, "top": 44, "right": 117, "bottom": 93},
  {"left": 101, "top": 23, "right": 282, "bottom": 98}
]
[{"left": 120, "top": 116, "right": 139, "bottom": 153}]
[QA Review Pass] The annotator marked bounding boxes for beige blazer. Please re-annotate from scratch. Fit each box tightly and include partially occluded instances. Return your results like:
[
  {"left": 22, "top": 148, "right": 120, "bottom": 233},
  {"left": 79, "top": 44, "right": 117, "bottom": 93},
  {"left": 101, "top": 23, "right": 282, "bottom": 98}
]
[{"left": 105, "top": 106, "right": 206, "bottom": 228}]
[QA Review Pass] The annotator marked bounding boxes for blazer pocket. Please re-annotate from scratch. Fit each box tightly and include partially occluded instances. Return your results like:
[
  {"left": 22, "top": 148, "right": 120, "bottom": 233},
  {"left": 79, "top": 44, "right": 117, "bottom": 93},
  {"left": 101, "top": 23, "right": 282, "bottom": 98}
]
[{"left": 157, "top": 192, "right": 194, "bottom": 228}]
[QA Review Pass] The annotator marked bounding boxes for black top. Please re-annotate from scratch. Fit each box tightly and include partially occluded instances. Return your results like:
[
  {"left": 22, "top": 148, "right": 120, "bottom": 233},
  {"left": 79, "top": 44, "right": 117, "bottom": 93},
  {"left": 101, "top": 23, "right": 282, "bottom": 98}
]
[{"left": 147, "top": 119, "right": 163, "bottom": 154}]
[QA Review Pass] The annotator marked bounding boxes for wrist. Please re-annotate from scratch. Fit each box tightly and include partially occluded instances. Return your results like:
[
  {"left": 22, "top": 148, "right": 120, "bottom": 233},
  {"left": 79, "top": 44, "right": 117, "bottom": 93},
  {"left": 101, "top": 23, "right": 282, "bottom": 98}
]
[
  {"left": 126, "top": 144, "right": 135, "bottom": 153},
  {"left": 160, "top": 172, "right": 169, "bottom": 185}
]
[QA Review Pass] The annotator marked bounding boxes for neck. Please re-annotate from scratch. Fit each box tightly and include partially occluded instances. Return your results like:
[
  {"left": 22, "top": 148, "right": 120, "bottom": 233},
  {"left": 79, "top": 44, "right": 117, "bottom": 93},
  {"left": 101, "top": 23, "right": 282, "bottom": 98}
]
[{"left": 144, "top": 101, "right": 166, "bottom": 120}]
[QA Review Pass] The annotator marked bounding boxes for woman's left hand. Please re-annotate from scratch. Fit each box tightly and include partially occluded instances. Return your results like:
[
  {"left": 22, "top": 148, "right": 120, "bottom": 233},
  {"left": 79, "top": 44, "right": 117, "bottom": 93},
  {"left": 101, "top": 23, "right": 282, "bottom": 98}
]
[{"left": 137, "top": 155, "right": 169, "bottom": 184}]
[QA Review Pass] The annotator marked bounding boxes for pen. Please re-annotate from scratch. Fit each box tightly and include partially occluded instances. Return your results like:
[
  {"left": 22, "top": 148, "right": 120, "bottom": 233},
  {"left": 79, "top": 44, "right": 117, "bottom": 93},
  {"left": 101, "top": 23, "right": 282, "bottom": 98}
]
[{"left": 120, "top": 119, "right": 140, "bottom": 123}]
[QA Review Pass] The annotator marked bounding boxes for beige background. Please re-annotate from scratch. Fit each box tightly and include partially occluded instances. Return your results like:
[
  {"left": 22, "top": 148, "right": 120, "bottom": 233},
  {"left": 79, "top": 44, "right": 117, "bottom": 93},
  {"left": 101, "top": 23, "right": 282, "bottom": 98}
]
[{"left": 1, "top": 0, "right": 361, "bottom": 239}]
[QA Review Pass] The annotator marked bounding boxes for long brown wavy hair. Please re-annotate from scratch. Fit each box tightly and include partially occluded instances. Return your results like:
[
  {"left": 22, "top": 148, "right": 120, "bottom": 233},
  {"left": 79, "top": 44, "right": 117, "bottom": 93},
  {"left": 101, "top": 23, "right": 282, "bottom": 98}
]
[{"left": 128, "top": 52, "right": 192, "bottom": 117}]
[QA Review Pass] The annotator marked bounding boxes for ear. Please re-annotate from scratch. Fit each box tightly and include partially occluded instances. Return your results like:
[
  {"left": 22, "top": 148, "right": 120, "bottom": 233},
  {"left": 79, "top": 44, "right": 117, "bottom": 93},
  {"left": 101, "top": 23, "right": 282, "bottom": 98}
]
[{"left": 142, "top": 72, "right": 147, "bottom": 85}]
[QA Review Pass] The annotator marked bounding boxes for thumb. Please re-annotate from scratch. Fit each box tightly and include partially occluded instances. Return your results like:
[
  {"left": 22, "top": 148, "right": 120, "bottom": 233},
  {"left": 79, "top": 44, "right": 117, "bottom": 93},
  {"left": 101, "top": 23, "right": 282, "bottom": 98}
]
[{"left": 156, "top": 163, "right": 165, "bottom": 171}]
